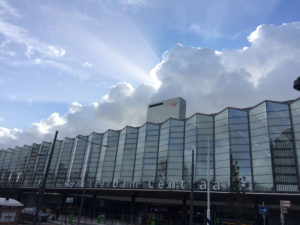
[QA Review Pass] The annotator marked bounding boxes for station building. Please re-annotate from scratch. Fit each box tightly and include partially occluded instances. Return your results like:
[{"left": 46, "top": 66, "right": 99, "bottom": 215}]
[{"left": 1, "top": 97, "right": 300, "bottom": 225}]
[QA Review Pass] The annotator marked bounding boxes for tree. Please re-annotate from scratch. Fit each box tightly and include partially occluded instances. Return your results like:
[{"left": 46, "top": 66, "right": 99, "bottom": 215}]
[
  {"left": 230, "top": 158, "right": 250, "bottom": 221},
  {"left": 230, "top": 160, "right": 249, "bottom": 193}
]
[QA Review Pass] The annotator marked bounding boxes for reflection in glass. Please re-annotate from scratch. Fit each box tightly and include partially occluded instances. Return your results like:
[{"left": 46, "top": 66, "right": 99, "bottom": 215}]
[
  {"left": 55, "top": 138, "right": 75, "bottom": 187},
  {"left": 134, "top": 123, "right": 159, "bottom": 188},
  {"left": 267, "top": 102, "right": 298, "bottom": 192},
  {"left": 22, "top": 144, "right": 41, "bottom": 187},
  {"left": 114, "top": 127, "right": 138, "bottom": 184},
  {"left": 184, "top": 114, "right": 213, "bottom": 189},
  {"left": 157, "top": 119, "right": 184, "bottom": 188},
  {"left": 32, "top": 142, "right": 51, "bottom": 187}
]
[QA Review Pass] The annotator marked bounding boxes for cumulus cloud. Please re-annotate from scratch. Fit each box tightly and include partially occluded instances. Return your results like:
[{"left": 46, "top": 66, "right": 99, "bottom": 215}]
[
  {"left": 1, "top": 22, "right": 300, "bottom": 148},
  {"left": 0, "top": 82, "right": 155, "bottom": 148},
  {"left": 221, "top": 22, "right": 300, "bottom": 86}
]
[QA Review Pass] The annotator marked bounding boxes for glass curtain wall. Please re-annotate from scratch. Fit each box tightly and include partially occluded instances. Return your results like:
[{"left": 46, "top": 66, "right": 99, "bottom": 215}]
[
  {"left": 0, "top": 149, "right": 14, "bottom": 187},
  {"left": 32, "top": 142, "right": 51, "bottom": 187},
  {"left": 6, "top": 147, "right": 21, "bottom": 187},
  {"left": 266, "top": 102, "right": 298, "bottom": 192},
  {"left": 22, "top": 144, "right": 40, "bottom": 187},
  {"left": 55, "top": 138, "right": 75, "bottom": 187},
  {"left": 96, "top": 130, "right": 120, "bottom": 184},
  {"left": 0, "top": 151, "right": 4, "bottom": 170},
  {"left": 67, "top": 135, "right": 88, "bottom": 186},
  {"left": 134, "top": 123, "right": 160, "bottom": 188},
  {"left": 83, "top": 133, "right": 102, "bottom": 187},
  {"left": 114, "top": 127, "right": 138, "bottom": 185},
  {"left": 157, "top": 119, "right": 184, "bottom": 189},
  {"left": 0, "top": 150, "right": 5, "bottom": 187},
  {"left": 291, "top": 99, "right": 300, "bottom": 185},
  {"left": 0, "top": 149, "right": 5, "bottom": 187},
  {"left": 17, "top": 145, "right": 31, "bottom": 187},
  {"left": 184, "top": 114, "right": 214, "bottom": 188},
  {"left": 249, "top": 103, "right": 273, "bottom": 192},
  {"left": 46, "top": 140, "right": 62, "bottom": 187},
  {"left": 215, "top": 110, "right": 230, "bottom": 190},
  {"left": 228, "top": 109, "right": 252, "bottom": 190},
  {"left": 2, "top": 99, "right": 300, "bottom": 193}
]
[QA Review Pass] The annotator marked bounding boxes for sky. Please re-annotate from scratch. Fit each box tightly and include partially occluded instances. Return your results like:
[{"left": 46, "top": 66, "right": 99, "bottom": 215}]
[{"left": 1, "top": 0, "right": 300, "bottom": 148}]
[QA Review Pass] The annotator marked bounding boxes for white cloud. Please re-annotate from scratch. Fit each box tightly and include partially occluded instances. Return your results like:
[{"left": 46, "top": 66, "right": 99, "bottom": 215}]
[
  {"left": 0, "top": 19, "right": 66, "bottom": 59},
  {"left": 82, "top": 61, "right": 93, "bottom": 68},
  {"left": 48, "top": 46, "right": 66, "bottom": 57},
  {"left": 0, "top": 127, "right": 22, "bottom": 143},
  {"left": 119, "top": 0, "right": 148, "bottom": 6},
  {"left": 0, "top": 82, "right": 155, "bottom": 148},
  {"left": 0, "top": 0, "right": 19, "bottom": 18},
  {"left": 1, "top": 22, "right": 300, "bottom": 149},
  {"left": 189, "top": 24, "right": 222, "bottom": 39},
  {"left": 221, "top": 22, "right": 300, "bottom": 86},
  {"left": 0, "top": 1, "right": 66, "bottom": 61}
]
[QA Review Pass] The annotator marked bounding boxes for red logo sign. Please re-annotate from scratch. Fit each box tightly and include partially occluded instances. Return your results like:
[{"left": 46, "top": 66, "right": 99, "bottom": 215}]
[{"left": 172, "top": 101, "right": 177, "bottom": 107}]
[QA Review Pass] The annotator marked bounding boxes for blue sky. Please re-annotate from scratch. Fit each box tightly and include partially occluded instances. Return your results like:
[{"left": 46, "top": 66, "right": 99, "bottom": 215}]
[{"left": 1, "top": 0, "right": 300, "bottom": 147}]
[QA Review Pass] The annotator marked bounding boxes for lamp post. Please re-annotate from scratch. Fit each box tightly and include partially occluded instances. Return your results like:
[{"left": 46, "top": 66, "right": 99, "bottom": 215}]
[
  {"left": 189, "top": 147, "right": 195, "bottom": 225},
  {"left": 33, "top": 131, "right": 58, "bottom": 225},
  {"left": 207, "top": 135, "right": 210, "bottom": 225}
]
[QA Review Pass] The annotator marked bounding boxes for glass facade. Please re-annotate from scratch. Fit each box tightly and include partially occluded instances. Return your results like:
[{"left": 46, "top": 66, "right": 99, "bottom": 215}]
[
  {"left": 157, "top": 119, "right": 184, "bottom": 189},
  {"left": 114, "top": 127, "right": 138, "bottom": 185},
  {"left": 22, "top": 144, "right": 40, "bottom": 187},
  {"left": 291, "top": 99, "right": 300, "bottom": 188},
  {"left": 215, "top": 110, "right": 230, "bottom": 190},
  {"left": 184, "top": 114, "right": 213, "bottom": 188},
  {"left": 250, "top": 103, "right": 274, "bottom": 192},
  {"left": 1, "top": 98, "right": 300, "bottom": 193},
  {"left": 6, "top": 147, "right": 20, "bottom": 187},
  {"left": 15, "top": 145, "right": 31, "bottom": 187},
  {"left": 228, "top": 108, "right": 252, "bottom": 190},
  {"left": 55, "top": 138, "right": 75, "bottom": 187},
  {"left": 32, "top": 142, "right": 51, "bottom": 187},
  {"left": 83, "top": 132, "right": 103, "bottom": 187},
  {"left": 0, "top": 149, "right": 14, "bottom": 187},
  {"left": 67, "top": 135, "right": 88, "bottom": 186},
  {"left": 6, "top": 147, "right": 21, "bottom": 187},
  {"left": 134, "top": 123, "right": 160, "bottom": 187},
  {"left": 266, "top": 102, "right": 298, "bottom": 192},
  {"left": 96, "top": 130, "right": 119, "bottom": 184},
  {"left": 46, "top": 140, "right": 62, "bottom": 187}
]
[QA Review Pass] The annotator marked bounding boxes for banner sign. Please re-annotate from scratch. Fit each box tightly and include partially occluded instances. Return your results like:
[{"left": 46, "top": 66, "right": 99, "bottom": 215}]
[
  {"left": 280, "top": 200, "right": 291, "bottom": 208},
  {"left": 0, "top": 212, "right": 16, "bottom": 223},
  {"left": 258, "top": 206, "right": 269, "bottom": 215},
  {"left": 66, "top": 197, "right": 74, "bottom": 204},
  {"left": 64, "top": 179, "right": 221, "bottom": 191}
]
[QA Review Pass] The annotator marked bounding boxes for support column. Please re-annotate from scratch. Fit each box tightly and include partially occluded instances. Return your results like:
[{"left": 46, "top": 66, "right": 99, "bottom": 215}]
[
  {"left": 92, "top": 192, "right": 97, "bottom": 219},
  {"left": 17, "top": 189, "right": 22, "bottom": 201},
  {"left": 130, "top": 194, "right": 136, "bottom": 225},
  {"left": 60, "top": 192, "right": 66, "bottom": 216},
  {"left": 254, "top": 197, "right": 260, "bottom": 225},
  {"left": 182, "top": 195, "right": 187, "bottom": 225}
]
